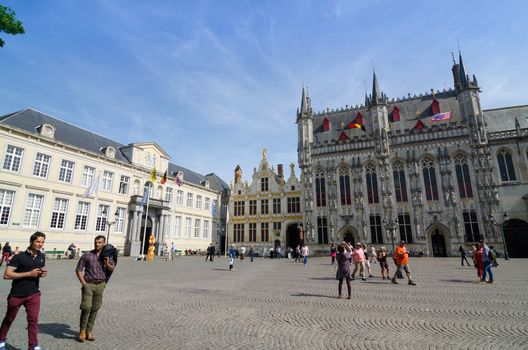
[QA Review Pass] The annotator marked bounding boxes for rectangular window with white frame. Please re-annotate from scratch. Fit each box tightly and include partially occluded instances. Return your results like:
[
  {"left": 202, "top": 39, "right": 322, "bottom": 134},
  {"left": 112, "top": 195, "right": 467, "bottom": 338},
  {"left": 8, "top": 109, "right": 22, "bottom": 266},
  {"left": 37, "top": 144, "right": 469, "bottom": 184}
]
[
  {"left": 59, "top": 159, "right": 75, "bottom": 183},
  {"left": 81, "top": 166, "right": 96, "bottom": 188},
  {"left": 114, "top": 207, "right": 126, "bottom": 233},
  {"left": 3, "top": 145, "right": 24, "bottom": 172},
  {"left": 203, "top": 220, "right": 209, "bottom": 238},
  {"left": 119, "top": 175, "right": 130, "bottom": 195},
  {"left": 165, "top": 187, "right": 173, "bottom": 204},
  {"left": 74, "top": 202, "right": 90, "bottom": 231},
  {"left": 204, "top": 198, "right": 210, "bottom": 211},
  {"left": 194, "top": 219, "right": 201, "bottom": 238},
  {"left": 174, "top": 216, "right": 182, "bottom": 238},
  {"left": 102, "top": 171, "right": 114, "bottom": 192},
  {"left": 33, "top": 153, "right": 51, "bottom": 178},
  {"left": 95, "top": 204, "right": 109, "bottom": 232},
  {"left": 23, "top": 194, "right": 44, "bottom": 227},
  {"left": 176, "top": 190, "right": 183, "bottom": 206},
  {"left": 186, "top": 193, "right": 193, "bottom": 208},
  {"left": 0, "top": 189, "right": 15, "bottom": 225},
  {"left": 196, "top": 195, "right": 202, "bottom": 209},
  {"left": 50, "top": 198, "right": 68, "bottom": 229},
  {"left": 185, "top": 217, "right": 192, "bottom": 238}
]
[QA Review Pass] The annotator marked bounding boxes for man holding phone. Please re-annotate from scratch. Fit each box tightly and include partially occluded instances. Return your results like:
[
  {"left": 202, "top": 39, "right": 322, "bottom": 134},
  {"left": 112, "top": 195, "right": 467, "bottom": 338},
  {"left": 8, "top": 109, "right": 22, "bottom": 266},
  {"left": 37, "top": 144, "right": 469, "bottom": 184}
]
[
  {"left": 75, "top": 235, "right": 115, "bottom": 342},
  {"left": 0, "top": 231, "right": 47, "bottom": 350}
]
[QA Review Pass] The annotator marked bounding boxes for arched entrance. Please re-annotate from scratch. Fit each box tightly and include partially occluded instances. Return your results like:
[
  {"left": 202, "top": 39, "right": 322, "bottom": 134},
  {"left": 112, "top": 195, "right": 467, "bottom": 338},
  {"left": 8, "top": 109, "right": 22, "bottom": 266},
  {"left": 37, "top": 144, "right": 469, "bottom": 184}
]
[
  {"left": 338, "top": 225, "right": 357, "bottom": 247},
  {"left": 139, "top": 216, "right": 153, "bottom": 255},
  {"left": 286, "top": 223, "right": 301, "bottom": 249},
  {"left": 503, "top": 219, "right": 528, "bottom": 258},
  {"left": 427, "top": 225, "right": 449, "bottom": 257}
]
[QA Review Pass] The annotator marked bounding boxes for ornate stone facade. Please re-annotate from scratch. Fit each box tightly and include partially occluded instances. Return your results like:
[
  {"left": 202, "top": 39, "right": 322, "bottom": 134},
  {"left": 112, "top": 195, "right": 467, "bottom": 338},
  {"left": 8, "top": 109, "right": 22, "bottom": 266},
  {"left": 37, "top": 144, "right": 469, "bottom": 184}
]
[{"left": 297, "top": 54, "right": 528, "bottom": 257}]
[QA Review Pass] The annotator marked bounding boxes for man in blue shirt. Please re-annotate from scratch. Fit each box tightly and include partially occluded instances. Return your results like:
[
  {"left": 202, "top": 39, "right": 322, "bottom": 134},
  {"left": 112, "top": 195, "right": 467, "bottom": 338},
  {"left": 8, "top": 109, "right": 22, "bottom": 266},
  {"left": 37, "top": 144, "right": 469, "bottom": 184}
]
[{"left": 480, "top": 240, "right": 494, "bottom": 283}]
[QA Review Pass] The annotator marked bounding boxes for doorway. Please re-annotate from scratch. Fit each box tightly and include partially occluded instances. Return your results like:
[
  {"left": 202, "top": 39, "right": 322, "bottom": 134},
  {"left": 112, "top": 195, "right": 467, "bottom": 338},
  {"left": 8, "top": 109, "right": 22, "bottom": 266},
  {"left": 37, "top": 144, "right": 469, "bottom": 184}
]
[
  {"left": 431, "top": 229, "right": 447, "bottom": 257},
  {"left": 503, "top": 219, "right": 528, "bottom": 258},
  {"left": 339, "top": 226, "right": 356, "bottom": 247},
  {"left": 286, "top": 224, "right": 300, "bottom": 249},
  {"left": 139, "top": 215, "right": 153, "bottom": 255}
]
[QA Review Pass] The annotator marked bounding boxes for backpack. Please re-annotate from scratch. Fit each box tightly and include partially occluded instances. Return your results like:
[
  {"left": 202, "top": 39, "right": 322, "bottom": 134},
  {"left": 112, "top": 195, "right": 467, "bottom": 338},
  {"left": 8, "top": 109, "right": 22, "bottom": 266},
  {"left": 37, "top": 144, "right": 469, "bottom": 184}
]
[
  {"left": 100, "top": 244, "right": 118, "bottom": 282},
  {"left": 488, "top": 249, "right": 497, "bottom": 262}
]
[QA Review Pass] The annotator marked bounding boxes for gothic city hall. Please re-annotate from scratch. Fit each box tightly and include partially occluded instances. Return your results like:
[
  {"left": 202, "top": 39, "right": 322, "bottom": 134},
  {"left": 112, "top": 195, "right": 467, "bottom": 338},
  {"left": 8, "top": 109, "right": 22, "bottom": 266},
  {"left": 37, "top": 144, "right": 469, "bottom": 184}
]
[{"left": 296, "top": 53, "right": 528, "bottom": 258}]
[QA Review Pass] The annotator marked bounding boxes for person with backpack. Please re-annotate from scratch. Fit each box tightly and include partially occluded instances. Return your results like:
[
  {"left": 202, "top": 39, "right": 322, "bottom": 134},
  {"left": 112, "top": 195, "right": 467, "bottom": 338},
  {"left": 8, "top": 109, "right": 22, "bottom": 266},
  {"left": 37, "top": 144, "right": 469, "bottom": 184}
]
[{"left": 75, "top": 235, "right": 116, "bottom": 342}]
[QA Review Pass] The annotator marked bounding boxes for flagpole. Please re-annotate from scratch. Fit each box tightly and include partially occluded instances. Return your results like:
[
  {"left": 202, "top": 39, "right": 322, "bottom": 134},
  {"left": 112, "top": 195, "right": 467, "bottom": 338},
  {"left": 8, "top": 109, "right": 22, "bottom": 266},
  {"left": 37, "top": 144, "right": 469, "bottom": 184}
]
[{"left": 139, "top": 182, "right": 151, "bottom": 261}]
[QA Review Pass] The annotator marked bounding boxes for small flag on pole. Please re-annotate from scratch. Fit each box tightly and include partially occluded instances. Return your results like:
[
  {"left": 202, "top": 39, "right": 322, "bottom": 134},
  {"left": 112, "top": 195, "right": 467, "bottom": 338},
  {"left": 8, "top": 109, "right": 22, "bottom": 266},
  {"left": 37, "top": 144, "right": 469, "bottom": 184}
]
[
  {"left": 82, "top": 174, "right": 100, "bottom": 198},
  {"left": 348, "top": 123, "right": 366, "bottom": 131},
  {"left": 431, "top": 111, "right": 452, "bottom": 122},
  {"left": 150, "top": 166, "right": 157, "bottom": 182},
  {"left": 161, "top": 170, "right": 167, "bottom": 184},
  {"left": 174, "top": 171, "right": 183, "bottom": 186},
  {"left": 140, "top": 185, "right": 150, "bottom": 206}
]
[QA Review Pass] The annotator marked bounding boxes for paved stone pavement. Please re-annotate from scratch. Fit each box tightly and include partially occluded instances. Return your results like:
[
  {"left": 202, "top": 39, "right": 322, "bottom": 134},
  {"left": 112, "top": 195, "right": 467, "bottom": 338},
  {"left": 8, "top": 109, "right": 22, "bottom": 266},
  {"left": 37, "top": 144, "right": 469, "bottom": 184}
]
[{"left": 0, "top": 256, "right": 527, "bottom": 350}]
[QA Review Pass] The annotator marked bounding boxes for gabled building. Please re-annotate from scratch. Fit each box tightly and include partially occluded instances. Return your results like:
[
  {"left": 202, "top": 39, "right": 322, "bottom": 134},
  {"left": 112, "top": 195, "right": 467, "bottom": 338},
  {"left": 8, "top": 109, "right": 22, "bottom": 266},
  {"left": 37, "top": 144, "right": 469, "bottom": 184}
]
[
  {"left": 0, "top": 108, "right": 229, "bottom": 255},
  {"left": 228, "top": 150, "right": 302, "bottom": 254},
  {"left": 297, "top": 53, "right": 528, "bottom": 257}
]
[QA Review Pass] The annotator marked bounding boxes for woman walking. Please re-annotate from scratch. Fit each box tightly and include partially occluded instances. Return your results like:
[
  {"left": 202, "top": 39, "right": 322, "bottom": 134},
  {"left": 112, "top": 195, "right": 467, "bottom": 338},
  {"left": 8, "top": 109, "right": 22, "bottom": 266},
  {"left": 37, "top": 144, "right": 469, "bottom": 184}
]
[
  {"left": 336, "top": 242, "right": 352, "bottom": 299},
  {"left": 377, "top": 246, "right": 390, "bottom": 279},
  {"left": 330, "top": 243, "right": 337, "bottom": 267},
  {"left": 351, "top": 243, "right": 366, "bottom": 281},
  {"left": 473, "top": 243, "right": 483, "bottom": 281}
]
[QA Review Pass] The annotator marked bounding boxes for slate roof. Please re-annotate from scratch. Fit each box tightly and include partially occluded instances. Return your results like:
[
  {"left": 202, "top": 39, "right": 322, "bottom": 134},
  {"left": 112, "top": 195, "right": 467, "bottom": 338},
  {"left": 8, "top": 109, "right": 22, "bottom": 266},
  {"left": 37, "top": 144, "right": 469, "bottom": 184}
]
[
  {"left": 0, "top": 108, "right": 227, "bottom": 191},
  {"left": 483, "top": 105, "right": 528, "bottom": 133}
]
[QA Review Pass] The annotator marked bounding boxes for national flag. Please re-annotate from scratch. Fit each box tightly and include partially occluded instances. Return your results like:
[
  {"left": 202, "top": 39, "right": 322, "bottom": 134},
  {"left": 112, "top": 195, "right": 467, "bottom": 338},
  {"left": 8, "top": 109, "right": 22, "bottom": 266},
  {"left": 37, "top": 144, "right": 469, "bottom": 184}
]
[
  {"left": 348, "top": 123, "right": 366, "bottom": 131},
  {"left": 174, "top": 172, "right": 183, "bottom": 187},
  {"left": 140, "top": 185, "right": 150, "bottom": 206},
  {"left": 431, "top": 111, "right": 452, "bottom": 122},
  {"left": 150, "top": 166, "right": 157, "bottom": 182},
  {"left": 160, "top": 170, "right": 167, "bottom": 184},
  {"left": 82, "top": 174, "right": 100, "bottom": 198}
]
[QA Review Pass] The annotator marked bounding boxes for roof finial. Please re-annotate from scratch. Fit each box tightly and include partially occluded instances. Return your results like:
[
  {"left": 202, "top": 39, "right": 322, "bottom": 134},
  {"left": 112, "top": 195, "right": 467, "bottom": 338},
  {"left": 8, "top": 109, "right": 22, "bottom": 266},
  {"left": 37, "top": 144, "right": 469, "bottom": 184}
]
[{"left": 451, "top": 51, "right": 456, "bottom": 65}]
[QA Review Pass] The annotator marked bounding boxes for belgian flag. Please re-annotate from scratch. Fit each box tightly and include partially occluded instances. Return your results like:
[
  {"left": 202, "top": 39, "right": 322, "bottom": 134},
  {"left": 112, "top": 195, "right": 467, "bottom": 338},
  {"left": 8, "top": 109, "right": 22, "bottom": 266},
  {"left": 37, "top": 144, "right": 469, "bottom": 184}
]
[
  {"left": 348, "top": 123, "right": 366, "bottom": 131},
  {"left": 161, "top": 170, "right": 168, "bottom": 184}
]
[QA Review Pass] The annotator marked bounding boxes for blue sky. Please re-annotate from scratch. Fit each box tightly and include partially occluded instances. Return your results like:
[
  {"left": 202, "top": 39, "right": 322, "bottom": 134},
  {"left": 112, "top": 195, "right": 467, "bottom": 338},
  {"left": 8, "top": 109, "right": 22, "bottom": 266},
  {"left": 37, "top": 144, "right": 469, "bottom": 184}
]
[{"left": 1, "top": 0, "right": 527, "bottom": 184}]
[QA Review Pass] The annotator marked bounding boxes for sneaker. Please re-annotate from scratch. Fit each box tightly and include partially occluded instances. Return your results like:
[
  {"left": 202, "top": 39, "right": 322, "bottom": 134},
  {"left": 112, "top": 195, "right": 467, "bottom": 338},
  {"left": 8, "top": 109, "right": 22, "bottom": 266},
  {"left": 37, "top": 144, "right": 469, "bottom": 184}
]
[
  {"left": 0, "top": 341, "right": 6, "bottom": 350},
  {"left": 391, "top": 279, "right": 398, "bottom": 284},
  {"left": 408, "top": 281, "right": 416, "bottom": 286},
  {"left": 369, "top": 275, "right": 373, "bottom": 278},
  {"left": 362, "top": 278, "right": 367, "bottom": 281},
  {"left": 486, "top": 280, "right": 494, "bottom": 284},
  {"left": 33, "top": 346, "right": 46, "bottom": 350}
]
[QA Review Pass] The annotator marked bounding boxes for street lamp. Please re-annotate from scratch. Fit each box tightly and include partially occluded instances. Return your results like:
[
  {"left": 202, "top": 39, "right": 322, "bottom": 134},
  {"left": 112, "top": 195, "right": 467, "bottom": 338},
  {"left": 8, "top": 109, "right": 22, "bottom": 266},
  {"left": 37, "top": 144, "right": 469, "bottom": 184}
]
[
  {"left": 488, "top": 212, "right": 510, "bottom": 260},
  {"left": 105, "top": 208, "right": 120, "bottom": 244}
]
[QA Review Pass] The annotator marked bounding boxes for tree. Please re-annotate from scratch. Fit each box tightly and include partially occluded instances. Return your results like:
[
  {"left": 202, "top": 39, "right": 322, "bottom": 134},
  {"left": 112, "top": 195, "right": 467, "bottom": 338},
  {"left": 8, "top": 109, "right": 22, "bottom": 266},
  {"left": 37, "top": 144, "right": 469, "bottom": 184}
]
[{"left": 0, "top": 4, "right": 25, "bottom": 47}]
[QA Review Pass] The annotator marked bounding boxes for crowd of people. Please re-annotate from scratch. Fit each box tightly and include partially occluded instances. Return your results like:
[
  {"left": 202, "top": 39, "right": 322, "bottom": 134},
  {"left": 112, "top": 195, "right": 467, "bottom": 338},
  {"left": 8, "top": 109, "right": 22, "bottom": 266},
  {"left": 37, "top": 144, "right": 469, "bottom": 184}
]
[{"left": 459, "top": 240, "right": 498, "bottom": 283}]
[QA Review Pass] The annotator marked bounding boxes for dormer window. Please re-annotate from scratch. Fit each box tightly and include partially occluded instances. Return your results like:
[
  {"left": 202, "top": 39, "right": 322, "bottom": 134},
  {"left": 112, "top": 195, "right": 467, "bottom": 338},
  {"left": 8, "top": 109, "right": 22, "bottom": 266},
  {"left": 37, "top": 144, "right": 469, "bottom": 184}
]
[
  {"left": 203, "top": 180, "right": 210, "bottom": 188},
  {"left": 431, "top": 99, "right": 440, "bottom": 115},
  {"left": 355, "top": 112, "right": 364, "bottom": 125},
  {"left": 391, "top": 106, "right": 400, "bottom": 122},
  {"left": 101, "top": 146, "right": 116, "bottom": 158},
  {"left": 322, "top": 117, "right": 330, "bottom": 132},
  {"left": 36, "top": 124, "right": 55, "bottom": 138}
]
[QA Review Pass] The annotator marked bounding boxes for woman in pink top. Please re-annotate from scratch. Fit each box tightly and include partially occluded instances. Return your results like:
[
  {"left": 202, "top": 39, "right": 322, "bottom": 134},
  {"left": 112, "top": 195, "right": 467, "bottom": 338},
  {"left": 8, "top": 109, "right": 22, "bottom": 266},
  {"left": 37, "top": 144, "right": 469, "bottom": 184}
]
[{"left": 351, "top": 243, "right": 366, "bottom": 280}]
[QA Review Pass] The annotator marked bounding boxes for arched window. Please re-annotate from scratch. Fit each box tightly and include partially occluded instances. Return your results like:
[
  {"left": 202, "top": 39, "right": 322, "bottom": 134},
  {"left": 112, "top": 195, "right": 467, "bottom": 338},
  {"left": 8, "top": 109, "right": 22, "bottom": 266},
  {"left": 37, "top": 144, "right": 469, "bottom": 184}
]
[
  {"left": 338, "top": 166, "right": 352, "bottom": 206},
  {"left": 454, "top": 153, "right": 473, "bottom": 198},
  {"left": 315, "top": 169, "right": 326, "bottom": 207},
  {"left": 497, "top": 149, "right": 517, "bottom": 182},
  {"left": 422, "top": 157, "right": 439, "bottom": 201},
  {"left": 365, "top": 163, "right": 379, "bottom": 204},
  {"left": 392, "top": 161, "right": 408, "bottom": 202}
]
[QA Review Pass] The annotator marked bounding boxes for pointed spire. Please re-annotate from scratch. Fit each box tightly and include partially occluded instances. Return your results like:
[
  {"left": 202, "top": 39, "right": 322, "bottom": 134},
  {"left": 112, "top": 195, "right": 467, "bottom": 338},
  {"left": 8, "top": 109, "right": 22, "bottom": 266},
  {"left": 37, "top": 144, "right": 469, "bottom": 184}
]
[
  {"left": 300, "top": 84, "right": 311, "bottom": 115},
  {"left": 459, "top": 51, "right": 468, "bottom": 88},
  {"left": 372, "top": 69, "right": 380, "bottom": 102}
]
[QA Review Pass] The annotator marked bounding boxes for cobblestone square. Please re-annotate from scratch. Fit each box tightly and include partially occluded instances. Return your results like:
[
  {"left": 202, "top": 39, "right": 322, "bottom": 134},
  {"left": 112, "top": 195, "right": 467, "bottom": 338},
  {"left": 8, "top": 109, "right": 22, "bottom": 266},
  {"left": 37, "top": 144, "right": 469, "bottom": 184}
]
[{"left": 0, "top": 256, "right": 527, "bottom": 350}]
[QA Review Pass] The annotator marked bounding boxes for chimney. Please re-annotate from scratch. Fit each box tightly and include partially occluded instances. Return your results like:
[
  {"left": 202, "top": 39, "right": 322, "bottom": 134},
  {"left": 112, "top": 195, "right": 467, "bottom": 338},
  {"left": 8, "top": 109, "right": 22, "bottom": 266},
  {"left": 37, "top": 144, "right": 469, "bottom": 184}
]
[{"left": 277, "top": 164, "right": 283, "bottom": 178}]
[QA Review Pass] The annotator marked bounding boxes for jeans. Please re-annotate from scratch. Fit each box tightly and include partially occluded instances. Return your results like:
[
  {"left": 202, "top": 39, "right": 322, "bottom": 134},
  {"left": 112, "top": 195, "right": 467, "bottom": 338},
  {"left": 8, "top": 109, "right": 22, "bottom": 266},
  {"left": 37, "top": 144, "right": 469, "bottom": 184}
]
[
  {"left": 481, "top": 260, "right": 494, "bottom": 282},
  {"left": 80, "top": 282, "right": 106, "bottom": 331},
  {"left": 303, "top": 256, "right": 308, "bottom": 266},
  {"left": 0, "top": 292, "right": 41, "bottom": 348},
  {"left": 461, "top": 254, "right": 471, "bottom": 266}
]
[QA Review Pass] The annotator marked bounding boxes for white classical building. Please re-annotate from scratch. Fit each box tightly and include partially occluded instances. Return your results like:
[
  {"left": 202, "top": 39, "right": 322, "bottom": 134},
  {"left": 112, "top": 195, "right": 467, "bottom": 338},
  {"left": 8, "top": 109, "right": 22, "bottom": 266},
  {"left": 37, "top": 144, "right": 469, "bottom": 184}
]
[
  {"left": 296, "top": 53, "right": 528, "bottom": 257},
  {"left": 0, "top": 109, "right": 228, "bottom": 256},
  {"left": 228, "top": 150, "right": 302, "bottom": 255}
]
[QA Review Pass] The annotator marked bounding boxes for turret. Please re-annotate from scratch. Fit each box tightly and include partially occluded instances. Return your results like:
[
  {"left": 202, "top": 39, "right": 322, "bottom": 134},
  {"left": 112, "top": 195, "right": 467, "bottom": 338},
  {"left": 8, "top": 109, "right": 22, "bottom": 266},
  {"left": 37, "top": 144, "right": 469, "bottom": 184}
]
[
  {"left": 297, "top": 85, "right": 314, "bottom": 168},
  {"left": 366, "top": 70, "right": 390, "bottom": 156}
]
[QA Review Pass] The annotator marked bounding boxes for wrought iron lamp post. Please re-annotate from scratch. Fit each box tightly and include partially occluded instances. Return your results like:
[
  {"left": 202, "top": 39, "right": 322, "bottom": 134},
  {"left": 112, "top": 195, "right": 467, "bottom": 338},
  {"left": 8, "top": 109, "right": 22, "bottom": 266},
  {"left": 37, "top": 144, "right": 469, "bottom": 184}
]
[{"left": 105, "top": 208, "right": 120, "bottom": 244}]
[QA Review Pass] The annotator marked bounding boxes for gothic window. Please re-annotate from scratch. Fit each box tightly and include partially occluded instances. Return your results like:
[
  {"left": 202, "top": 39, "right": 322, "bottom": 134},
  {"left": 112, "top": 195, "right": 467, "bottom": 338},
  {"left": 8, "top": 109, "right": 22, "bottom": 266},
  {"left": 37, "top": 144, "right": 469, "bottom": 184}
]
[
  {"left": 370, "top": 214, "right": 383, "bottom": 244},
  {"left": 391, "top": 106, "right": 400, "bottom": 122},
  {"left": 315, "top": 169, "right": 326, "bottom": 207},
  {"left": 497, "top": 149, "right": 517, "bottom": 182},
  {"left": 338, "top": 166, "right": 352, "bottom": 206},
  {"left": 365, "top": 163, "right": 379, "bottom": 204},
  {"left": 454, "top": 154, "right": 473, "bottom": 198},
  {"left": 422, "top": 156, "right": 439, "bottom": 201},
  {"left": 398, "top": 214, "right": 413, "bottom": 243},
  {"left": 463, "top": 211, "right": 480, "bottom": 243},
  {"left": 323, "top": 117, "right": 330, "bottom": 132},
  {"left": 431, "top": 99, "right": 440, "bottom": 115},
  {"left": 317, "top": 216, "right": 329, "bottom": 244},
  {"left": 392, "top": 161, "right": 408, "bottom": 202}
]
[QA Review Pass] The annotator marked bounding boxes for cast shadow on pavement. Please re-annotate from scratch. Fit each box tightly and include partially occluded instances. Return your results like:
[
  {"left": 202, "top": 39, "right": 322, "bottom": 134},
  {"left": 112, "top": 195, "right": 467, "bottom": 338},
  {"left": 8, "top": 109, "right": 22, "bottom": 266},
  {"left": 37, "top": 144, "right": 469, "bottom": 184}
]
[
  {"left": 291, "top": 293, "right": 337, "bottom": 299},
  {"left": 39, "top": 323, "right": 78, "bottom": 340},
  {"left": 309, "top": 277, "right": 335, "bottom": 281},
  {"left": 5, "top": 344, "right": 22, "bottom": 350},
  {"left": 438, "top": 279, "right": 477, "bottom": 284}
]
